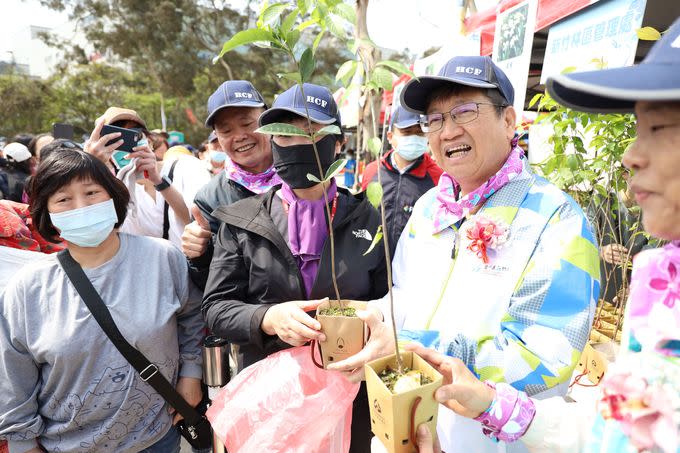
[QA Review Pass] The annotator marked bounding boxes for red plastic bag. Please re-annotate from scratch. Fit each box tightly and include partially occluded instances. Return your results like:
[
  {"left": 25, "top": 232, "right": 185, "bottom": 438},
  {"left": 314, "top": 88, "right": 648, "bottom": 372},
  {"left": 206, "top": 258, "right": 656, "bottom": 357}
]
[{"left": 206, "top": 345, "right": 360, "bottom": 453}]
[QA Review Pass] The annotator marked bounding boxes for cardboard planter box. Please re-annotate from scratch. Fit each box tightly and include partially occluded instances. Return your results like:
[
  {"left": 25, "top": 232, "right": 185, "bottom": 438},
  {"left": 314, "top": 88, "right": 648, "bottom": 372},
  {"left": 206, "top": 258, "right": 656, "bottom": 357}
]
[
  {"left": 365, "top": 351, "right": 443, "bottom": 453},
  {"left": 313, "top": 300, "right": 368, "bottom": 369}
]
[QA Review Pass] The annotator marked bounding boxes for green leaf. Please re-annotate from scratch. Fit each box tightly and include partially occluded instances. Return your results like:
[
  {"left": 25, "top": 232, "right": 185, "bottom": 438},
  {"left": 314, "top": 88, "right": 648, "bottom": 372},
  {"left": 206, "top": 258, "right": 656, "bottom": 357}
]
[
  {"left": 277, "top": 72, "right": 302, "bottom": 84},
  {"left": 637, "top": 26, "right": 662, "bottom": 41},
  {"left": 285, "top": 29, "right": 301, "bottom": 49},
  {"left": 312, "top": 30, "right": 326, "bottom": 52},
  {"left": 333, "top": 2, "right": 357, "bottom": 24},
  {"left": 215, "top": 29, "right": 275, "bottom": 61},
  {"left": 255, "top": 123, "right": 310, "bottom": 137},
  {"left": 368, "top": 137, "right": 382, "bottom": 156},
  {"left": 297, "top": 0, "right": 309, "bottom": 15},
  {"left": 324, "top": 158, "right": 348, "bottom": 181},
  {"left": 528, "top": 93, "right": 542, "bottom": 108},
  {"left": 306, "top": 173, "right": 321, "bottom": 183},
  {"left": 299, "top": 48, "right": 315, "bottom": 82},
  {"left": 317, "top": 124, "right": 342, "bottom": 135},
  {"left": 567, "top": 154, "right": 579, "bottom": 171},
  {"left": 376, "top": 60, "right": 414, "bottom": 78},
  {"left": 363, "top": 226, "right": 383, "bottom": 256},
  {"left": 262, "top": 3, "right": 287, "bottom": 27},
  {"left": 335, "top": 60, "right": 357, "bottom": 85},
  {"left": 371, "top": 67, "right": 394, "bottom": 91},
  {"left": 297, "top": 18, "right": 317, "bottom": 31},
  {"left": 366, "top": 181, "right": 383, "bottom": 208},
  {"left": 281, "top": 10, "right": 298, "bottom": 32},
  {"left": 326, "top": 14, "right": 346, "bottom": 38}
]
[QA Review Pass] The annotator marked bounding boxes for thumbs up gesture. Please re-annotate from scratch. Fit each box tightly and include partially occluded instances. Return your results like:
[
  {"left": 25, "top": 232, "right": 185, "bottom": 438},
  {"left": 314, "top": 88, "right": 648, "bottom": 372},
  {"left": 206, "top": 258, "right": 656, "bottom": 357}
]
[{"left": 181, "top": 205, "right": 212, "bottom": 259}]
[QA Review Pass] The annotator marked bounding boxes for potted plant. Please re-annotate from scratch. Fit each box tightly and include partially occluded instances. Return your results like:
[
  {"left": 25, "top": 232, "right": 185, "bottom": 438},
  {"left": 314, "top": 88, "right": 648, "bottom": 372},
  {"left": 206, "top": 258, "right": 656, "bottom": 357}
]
[{"left": 214, "top": 0, "right": 370, "bottom": 369}]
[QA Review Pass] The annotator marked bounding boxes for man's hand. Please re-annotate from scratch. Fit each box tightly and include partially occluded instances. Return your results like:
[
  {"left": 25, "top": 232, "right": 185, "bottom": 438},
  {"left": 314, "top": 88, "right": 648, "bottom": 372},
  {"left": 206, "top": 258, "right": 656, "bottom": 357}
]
[
  {"left": 415, "top": 424, "right": 442, "bottom": 453},
  {"left": 182, "top": 205, "right": 212, "bottom": 259},
  {"left": 169, "top": 376, "right": 203, "bottom": 425},
  {"left": 405, "top": 343, "right": 495, "bottom": 419},
  {"left": 326, "top": 306, "right": 395, "bottom": 382},
  {"left": 600, "top": 243, "right": 630, "bottom": 266},
  {"left": 84, "top": 119, "right": 123, "bottom": 165},
  {"left": 261, "top": 299, "right": 327, "bottom": 347}
]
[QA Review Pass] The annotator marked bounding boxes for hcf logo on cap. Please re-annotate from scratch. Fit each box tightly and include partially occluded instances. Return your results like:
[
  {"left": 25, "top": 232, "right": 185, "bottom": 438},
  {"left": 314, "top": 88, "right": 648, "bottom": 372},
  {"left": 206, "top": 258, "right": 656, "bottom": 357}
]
[
  {"left": 455, "top": 66, "right": 483, "bottom": 76},
  {"left": 306, "top": 95, "right": 328, "bottom": 108}
]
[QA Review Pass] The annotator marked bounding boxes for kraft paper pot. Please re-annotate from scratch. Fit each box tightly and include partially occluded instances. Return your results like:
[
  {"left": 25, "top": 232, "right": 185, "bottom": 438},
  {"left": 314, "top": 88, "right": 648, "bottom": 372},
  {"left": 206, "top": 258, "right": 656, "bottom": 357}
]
[
  {"left": 365, "top": 351, "right": 443, "bottom": 453},
  {"left": 312, "top": 300, "right": 368, "bottom": 369}
]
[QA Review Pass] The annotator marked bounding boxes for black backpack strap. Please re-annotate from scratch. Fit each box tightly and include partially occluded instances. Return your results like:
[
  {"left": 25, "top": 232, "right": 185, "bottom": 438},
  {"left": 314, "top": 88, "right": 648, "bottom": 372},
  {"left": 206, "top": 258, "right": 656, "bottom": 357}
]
[
  {"left": 162, "top": 159, "right": 179, "bottom": 240},
  {"left": 56, "top": 249, "right": 201, "bottom": 426}
]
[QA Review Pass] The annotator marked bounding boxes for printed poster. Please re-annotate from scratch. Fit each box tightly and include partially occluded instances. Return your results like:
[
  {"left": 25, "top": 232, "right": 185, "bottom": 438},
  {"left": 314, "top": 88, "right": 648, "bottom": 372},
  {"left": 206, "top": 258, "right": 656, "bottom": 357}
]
[
  {"left": 492, "top": 0, "right": 539, "bottom": 119},
  {"left": 541, "top": 0, "right": 647, "bottom": 83}
]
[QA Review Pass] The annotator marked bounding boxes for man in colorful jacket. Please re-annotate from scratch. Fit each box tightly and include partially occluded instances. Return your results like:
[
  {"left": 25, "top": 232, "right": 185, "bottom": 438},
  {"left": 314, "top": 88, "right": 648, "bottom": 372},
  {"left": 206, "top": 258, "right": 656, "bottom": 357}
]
[
  {"left": 329, "top": 56, "right": 600, "bottom": 453},
  {"left": 361, "top": 105, "right": 443, "bottom": 256}
]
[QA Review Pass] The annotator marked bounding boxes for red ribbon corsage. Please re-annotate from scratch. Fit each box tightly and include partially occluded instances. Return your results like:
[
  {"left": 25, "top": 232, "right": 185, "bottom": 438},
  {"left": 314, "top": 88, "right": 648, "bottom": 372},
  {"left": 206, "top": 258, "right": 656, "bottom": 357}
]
[{"left": 463, "top": 215, "right": 509, "bottom": 264}]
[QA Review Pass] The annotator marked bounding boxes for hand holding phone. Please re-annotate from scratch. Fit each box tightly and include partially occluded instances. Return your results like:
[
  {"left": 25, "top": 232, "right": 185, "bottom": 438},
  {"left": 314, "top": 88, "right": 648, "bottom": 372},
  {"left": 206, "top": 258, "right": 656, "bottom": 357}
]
[
  {"left": 128, "top": 140, "right": 162, "bottom": 182},
  {"left": 100, "top": 124, "right": 143, "bottom": 153},
  {"left": 84, "top": 120, "right": 124, "bottom": 166}
]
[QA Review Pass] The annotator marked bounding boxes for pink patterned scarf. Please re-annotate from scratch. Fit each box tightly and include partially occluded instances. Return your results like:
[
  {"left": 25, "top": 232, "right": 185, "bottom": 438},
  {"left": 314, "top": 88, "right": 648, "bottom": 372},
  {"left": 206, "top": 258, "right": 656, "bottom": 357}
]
[
  {"left": 433, "top": 147, "right": 524, "bottom": 233},
  {"left": 224, "top": 159, "right": 282, "bottom": 194}
]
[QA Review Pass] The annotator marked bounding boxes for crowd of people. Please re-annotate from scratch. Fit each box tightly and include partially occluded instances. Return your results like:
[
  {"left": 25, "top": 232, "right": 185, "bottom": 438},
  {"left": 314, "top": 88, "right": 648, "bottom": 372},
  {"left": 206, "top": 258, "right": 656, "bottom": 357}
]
[{"left": 0, "top": 16, "right": 678, "bottom": 453}]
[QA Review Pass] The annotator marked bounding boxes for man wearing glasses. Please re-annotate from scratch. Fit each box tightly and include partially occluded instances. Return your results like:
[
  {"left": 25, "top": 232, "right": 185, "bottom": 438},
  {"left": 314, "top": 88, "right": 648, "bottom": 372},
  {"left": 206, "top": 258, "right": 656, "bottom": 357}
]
[{"left": 329, "top": 56, "right": 600, "bottom": 453}]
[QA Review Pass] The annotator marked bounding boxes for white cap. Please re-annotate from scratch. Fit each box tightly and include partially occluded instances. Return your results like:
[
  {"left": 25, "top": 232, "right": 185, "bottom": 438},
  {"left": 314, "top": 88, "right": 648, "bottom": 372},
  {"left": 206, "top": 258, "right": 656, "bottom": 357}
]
[{"left": 4, "top": 142, "right": 32, "bottom": 162}]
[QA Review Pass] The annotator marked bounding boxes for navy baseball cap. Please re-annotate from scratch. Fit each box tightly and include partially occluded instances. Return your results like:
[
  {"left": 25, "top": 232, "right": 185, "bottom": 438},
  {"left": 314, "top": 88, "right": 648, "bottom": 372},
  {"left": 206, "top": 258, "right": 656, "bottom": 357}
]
[
  {"left": 400, "top": 56, "right": 514, "bottom": 113},
  {"left": 547, "top": 18, "right": 680, "bottom": 114},
  {"left": 258, "top": 83, "right": 341, "bottom": 126},
  {"left": 389, "top": 105, "right": 420, "bottom": 130},
  {"left": 205, "top": 80, "right": 266, "bottom": 127}
]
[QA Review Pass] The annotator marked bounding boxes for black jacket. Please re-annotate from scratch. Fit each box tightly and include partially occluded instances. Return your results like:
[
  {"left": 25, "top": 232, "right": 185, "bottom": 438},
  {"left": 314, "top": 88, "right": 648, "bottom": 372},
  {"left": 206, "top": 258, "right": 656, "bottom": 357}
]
[
  {"left": 0, "top": 162, "right": 30, "bottom": 202},
  {"left": 202, "top": 186, "right": 388, "bottom": 368},
  {"left": 188, "top": 174, "right": 255, "bottom": 288},
  {"left": 361, "top": 150, "right": 442, "bottom": 256}
]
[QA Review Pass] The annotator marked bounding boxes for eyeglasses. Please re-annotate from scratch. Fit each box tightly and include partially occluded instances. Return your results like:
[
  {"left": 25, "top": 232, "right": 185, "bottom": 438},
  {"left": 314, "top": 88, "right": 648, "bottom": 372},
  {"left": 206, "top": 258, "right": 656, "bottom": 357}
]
[
  {"left": 60, "top": 140, "right": 84, "bottom": 150},
  {"left": 419, "top": 102, "right": 507, "bottom": 133}
]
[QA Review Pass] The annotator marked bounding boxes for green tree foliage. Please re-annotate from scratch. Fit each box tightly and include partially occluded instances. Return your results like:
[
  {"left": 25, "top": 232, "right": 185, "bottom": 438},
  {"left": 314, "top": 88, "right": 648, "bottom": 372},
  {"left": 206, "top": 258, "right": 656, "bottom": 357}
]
[
  {"left": 2, "top": 0, "right": 352, "bottom": 143},
  {"left": 0, "top": 73, "right": 52, "bottom": 137}
]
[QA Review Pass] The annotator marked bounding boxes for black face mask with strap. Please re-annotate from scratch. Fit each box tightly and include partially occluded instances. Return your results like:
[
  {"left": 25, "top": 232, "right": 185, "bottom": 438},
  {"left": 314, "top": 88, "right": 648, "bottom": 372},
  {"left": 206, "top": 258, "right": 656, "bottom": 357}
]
[{"left": 271, "top": 134, "right": 337, "bottom": 189}]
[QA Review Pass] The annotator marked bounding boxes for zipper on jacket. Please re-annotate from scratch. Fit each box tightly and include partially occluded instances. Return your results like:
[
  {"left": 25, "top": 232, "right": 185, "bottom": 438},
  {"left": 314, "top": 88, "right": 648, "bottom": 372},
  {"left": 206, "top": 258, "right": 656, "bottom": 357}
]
[{"left": 425, "top": 227, "right": 461, "bottom": 330}]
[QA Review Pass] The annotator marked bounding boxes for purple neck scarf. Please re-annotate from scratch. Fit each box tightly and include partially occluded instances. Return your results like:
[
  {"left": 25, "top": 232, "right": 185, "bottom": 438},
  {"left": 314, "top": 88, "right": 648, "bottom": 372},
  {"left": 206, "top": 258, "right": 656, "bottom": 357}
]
[
  {"left": 433, "top": 146, "right": 524, "bottom": 233},
  {"left": 280, "top": 180, "right": 338, "bottom": 296},
  {"left": 224, "top": 159, "right": 282, "bottom": 194}
]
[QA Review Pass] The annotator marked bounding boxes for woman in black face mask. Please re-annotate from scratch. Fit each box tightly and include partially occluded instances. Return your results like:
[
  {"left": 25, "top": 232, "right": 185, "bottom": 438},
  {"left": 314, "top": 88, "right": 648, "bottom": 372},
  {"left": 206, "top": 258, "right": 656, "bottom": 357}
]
[{"left": 201, "top": 83, "right": 387, "bottom": 453}]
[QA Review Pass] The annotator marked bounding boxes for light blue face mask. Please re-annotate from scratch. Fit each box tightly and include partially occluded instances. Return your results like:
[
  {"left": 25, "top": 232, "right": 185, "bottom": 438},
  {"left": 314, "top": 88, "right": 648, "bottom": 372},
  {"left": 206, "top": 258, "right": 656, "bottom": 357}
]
[
  {"left": 395, "top": 135, "right": 428, "bottom": 161},
  {"left": 49, "top": 199, "right": 118, "bottom": 247},
  {"left": 211, "top": 150, "right": 227, "bottom": 163}
]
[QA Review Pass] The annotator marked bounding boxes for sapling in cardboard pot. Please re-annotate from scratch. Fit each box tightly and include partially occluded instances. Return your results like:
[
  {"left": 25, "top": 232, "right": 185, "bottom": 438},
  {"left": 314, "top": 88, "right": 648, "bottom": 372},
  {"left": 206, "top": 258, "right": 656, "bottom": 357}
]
[{"left": 362, "top": 131, "right": 443, "bottom": 453}]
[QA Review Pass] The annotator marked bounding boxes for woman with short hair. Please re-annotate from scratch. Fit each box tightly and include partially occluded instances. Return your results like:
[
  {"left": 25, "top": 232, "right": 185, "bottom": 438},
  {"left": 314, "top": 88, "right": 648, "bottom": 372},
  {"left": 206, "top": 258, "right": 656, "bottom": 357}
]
[{"left": 0, "top": 147, "right": 205, "bottom": 453}]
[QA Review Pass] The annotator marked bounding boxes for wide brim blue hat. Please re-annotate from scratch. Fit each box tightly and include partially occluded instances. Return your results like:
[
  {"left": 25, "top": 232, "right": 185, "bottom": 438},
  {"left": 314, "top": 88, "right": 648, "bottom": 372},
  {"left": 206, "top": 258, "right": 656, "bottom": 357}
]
[
  {"left": 546, "top": 18, "right": 680, "bottom": 113},
  {"left": 259, "top": 83, "right": 341, "bottom": 126},
  {"left": 400, "top": 56, "right": 514, "bottom": 113}
]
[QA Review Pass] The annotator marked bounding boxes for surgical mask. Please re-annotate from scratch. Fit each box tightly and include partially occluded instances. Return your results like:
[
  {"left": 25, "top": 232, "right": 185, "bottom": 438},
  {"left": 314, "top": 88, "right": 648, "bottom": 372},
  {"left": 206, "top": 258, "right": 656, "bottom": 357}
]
[
  {"left": 395, "top": 135, "right": 428, "bottom": 161},
  {"left": 49, "top": 199, "right": 118, "bottom": 247},
  {"left": 211, "top": 150, "right": 227, "bottom": 163},
  {"left": 272, "top": 134, "right": 337, "bottom": 189}
]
